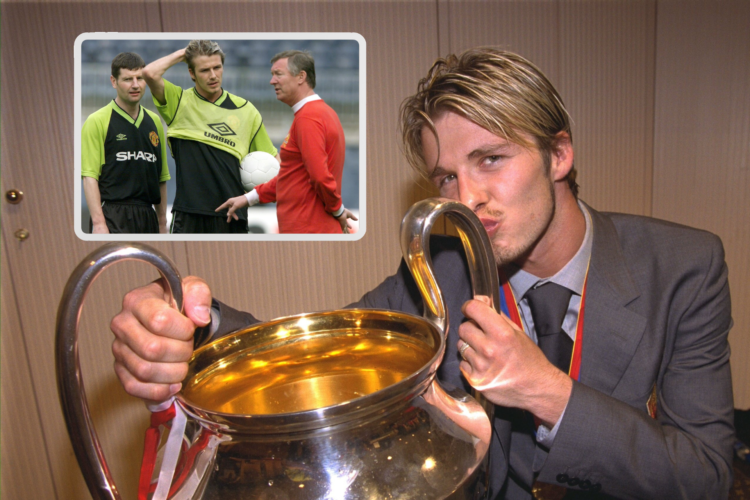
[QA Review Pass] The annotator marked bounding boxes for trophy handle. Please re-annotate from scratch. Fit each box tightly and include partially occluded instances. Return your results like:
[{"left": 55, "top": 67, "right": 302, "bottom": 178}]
[
  {"left": 55, "top": 242, "right": 183, "bottom": 500},
  {"left": 400, "top": 198, "right": 500, "bottom": 334},
  {"left": 400, "top": 198, "right": 500, "bottom": 412}
]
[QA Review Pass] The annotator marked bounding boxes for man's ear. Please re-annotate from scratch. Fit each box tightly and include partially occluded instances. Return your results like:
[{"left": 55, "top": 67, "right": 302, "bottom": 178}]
[
  {"left": 297, "top": 70, "right": 307, "bottom": 85},
  {"left": 110, "top": 75, "right": 117, "bottom": 89},
  {"left": 550, "top": 131, "right": 574, "bottom": 182},
  {"left": 188, "top": 67, "right": 196, "bottom": 83}
]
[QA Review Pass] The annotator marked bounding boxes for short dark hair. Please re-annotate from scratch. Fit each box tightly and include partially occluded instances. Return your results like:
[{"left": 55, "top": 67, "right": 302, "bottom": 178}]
[
  {"left": 271, "top": 50, "right": 316, "bottom": 89},
  {"left": 111, "top": 52, "right": 145, "bottom": 80},
  {"left": 184, "top": 40, "right": 225, "bottom": 71}
]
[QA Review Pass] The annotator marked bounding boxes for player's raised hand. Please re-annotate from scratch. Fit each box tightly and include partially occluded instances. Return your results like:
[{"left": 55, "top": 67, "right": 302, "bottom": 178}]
[
  {"left": 216, "top": 195, "right": 249, "bottom": 222},
  {"left": 336, "top": 208, "right": 358, "bottom": 233},
  {"left": 110, "top": 276, "right": 212, "bottom": 404},
  {"left": 143, "top": 48, "right": 186, "bottom": 105}
]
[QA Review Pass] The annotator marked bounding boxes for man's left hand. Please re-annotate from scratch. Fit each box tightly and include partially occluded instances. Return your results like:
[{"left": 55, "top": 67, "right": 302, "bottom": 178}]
[
  {"left": 458, "top": 297, "right": 573, "bottom": 428},
  {"left": 336, "top": 209, "right": 358, "bottom": 233}
]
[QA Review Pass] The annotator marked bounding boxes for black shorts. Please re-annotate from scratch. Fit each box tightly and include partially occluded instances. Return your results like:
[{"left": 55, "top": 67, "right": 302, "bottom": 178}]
[
  {"left": 170, "top": 211, "right": 248, "bottom": 234},
  {"left": 90, "top": 202, "right": 159, "bottom": 234}
]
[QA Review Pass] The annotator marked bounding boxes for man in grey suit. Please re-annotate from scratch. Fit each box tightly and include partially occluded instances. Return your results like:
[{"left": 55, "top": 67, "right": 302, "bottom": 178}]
[{"left": 111, "top": 49, "right": 734, "bottom": 498}]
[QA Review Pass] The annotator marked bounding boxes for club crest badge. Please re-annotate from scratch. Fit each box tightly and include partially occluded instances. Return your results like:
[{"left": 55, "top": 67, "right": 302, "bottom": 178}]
[{"left": 227, "top": 115, "right": 240, "bottom": 131}]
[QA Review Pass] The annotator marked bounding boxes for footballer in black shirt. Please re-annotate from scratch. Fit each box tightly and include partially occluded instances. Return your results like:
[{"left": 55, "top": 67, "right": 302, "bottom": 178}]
[{"left": 81, "top": 52, "right": 170, "bottom": 234}]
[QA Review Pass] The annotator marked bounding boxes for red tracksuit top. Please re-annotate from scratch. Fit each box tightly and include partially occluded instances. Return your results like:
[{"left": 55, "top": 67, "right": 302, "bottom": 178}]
[{"left": 256, "top": 99, "right": 345, "bottom": 233}]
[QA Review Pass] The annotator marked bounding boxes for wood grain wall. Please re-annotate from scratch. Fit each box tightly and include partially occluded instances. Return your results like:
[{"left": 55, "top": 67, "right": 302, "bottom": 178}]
[{"left": 2, "top": 1, "right": 748, "bottom": 498}]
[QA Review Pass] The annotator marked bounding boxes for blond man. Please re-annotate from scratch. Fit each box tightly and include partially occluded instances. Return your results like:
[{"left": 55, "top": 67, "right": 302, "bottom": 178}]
[
  {"left": 111, "top": 49, "right": 734, "bottom": 499},
  {"left": 143, "top": 40, "right": 277, "bottom": 233}
]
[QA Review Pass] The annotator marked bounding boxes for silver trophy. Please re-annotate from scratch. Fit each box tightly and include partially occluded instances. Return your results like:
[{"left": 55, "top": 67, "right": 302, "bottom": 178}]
[{"left": 56, "top": 198, "right": 499, "bottom": 500}]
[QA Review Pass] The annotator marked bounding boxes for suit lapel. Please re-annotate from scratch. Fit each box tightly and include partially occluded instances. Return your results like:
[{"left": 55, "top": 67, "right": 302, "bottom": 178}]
[{"left": 578, "top": 205, "right": 647, "bottom": 395}]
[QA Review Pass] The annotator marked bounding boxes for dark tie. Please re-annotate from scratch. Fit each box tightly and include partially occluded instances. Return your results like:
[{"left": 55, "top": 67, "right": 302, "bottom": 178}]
[{"left": 525, "top": 282, "right": 574, "bottom": 373}]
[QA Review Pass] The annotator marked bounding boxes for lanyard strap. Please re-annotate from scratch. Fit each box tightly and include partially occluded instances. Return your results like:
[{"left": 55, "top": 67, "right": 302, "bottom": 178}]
[{"left": 499, "top": 266, "right": 589, "bottom": 381}]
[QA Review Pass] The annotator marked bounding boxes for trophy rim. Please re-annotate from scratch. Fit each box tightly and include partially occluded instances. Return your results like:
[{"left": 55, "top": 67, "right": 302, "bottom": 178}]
[{"left": 176, "top": 308, "right": 446, "bottom": 434}]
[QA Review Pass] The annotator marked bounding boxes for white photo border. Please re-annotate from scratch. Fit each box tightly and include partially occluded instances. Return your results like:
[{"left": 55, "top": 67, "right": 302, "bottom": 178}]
[{"left": 74, "top": 32, "right": 366, "bottom": 242}]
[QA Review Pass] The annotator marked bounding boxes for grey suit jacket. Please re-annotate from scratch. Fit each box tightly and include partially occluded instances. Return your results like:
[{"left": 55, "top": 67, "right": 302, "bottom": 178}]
[{"left": 214, "top": 204, "right": 734, "bottom": 499}]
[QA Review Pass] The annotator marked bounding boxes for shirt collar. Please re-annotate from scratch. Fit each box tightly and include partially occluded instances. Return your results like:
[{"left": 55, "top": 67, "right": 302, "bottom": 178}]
[
  {"left": 506, "top": 200, "right": 593, "bottom": 300},
  {"left": 292, "top": 94, "right": 321, "bottom": 113},
  {"left": 193, "top": 87, "right": 225, "bottom": 105},
  {"left": 110, "top": 99, "right": 143, "bottom": 124}
]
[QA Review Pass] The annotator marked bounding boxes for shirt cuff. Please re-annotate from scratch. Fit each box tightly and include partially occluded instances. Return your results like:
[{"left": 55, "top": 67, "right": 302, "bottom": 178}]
[
  {"left": 244, "top": 189, "right": 260, "bottom": 206},
  {"left": 536, "top": 401, "right": 568, "bottom": 448},
  {"left": 193, "top": 299, "right": 222, "bottom": 348},
  {"left": 332, "top": 204, "right": 345, "bottom": 218}
]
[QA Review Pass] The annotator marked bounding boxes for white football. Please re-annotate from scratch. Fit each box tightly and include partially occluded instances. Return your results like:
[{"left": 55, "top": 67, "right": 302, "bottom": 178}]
[{"left": 239, "top": 151, "right": 280, "bottom": 191}]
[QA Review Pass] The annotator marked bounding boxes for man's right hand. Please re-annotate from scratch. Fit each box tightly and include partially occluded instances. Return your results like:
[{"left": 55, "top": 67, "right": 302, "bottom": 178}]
[
  {"left": 216, "top": 194, "right": 250, "bottom": 222},
  {"left": 110, "top": 276, "right": 212, "bottom": 404},
  {"left": 143, "top": 48, "right": 186, "bottom": 106}
]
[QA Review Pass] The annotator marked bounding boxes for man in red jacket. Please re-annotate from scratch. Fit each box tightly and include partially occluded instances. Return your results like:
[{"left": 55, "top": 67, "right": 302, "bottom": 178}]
[{"left": 217, "top": 50, "right": 357, "bottom": 233}]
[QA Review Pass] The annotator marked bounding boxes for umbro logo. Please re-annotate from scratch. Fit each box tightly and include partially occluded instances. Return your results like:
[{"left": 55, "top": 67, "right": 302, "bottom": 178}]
[
  {"left": 207, "top": 122, "right": 236, "bottom": 136},
  {"left": 116, "top": 133, "right": 127, "bottom": 141}
]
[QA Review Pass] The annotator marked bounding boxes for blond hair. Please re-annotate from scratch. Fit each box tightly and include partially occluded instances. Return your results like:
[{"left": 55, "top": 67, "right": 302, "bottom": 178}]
[
  {"left": 400, "top": 48, "right": 578, "bottom": 197},
  {"left": 184, "top": 40, "right": 225, "bottom": 71}
]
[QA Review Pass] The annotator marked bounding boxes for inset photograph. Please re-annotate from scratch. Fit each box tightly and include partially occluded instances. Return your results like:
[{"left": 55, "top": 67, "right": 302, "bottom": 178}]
[{"left": 75, "top": 34, "right": 364, "bottom": 241}]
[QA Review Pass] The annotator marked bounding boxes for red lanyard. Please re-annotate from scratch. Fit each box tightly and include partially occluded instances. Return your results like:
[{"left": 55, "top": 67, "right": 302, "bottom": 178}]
[{"left": 500, "top": 267, "right": 589, "bottom": 381}]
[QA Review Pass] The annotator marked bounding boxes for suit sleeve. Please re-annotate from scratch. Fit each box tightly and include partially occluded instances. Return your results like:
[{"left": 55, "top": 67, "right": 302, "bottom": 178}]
[
  {"left": 538, "top": 235, "right": 734, "bottom": 499},
  {"left": 351, "top": 262, "right": 410, "bottom": 310},
  {"left": 195, "top": 299, "right": 263, "bottom": 347},
  {"left": 295, "top": 115, "right": 342, "bottom": 213}
]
